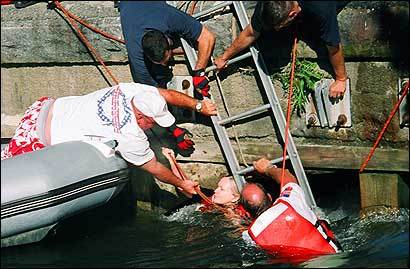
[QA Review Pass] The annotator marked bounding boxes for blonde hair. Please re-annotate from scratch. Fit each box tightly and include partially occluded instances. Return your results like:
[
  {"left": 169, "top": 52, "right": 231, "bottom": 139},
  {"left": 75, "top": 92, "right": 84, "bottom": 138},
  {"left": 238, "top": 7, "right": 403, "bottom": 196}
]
[{"left": 226, "top": 176, "right": 240, "bottom": 200}]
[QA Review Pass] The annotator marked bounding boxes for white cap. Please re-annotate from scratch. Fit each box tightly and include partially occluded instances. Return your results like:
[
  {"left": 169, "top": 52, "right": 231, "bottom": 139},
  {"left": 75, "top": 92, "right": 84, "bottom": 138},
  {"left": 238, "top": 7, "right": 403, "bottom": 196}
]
[{"left": 132, "top": 90, "right": 175, "bottom": 127}]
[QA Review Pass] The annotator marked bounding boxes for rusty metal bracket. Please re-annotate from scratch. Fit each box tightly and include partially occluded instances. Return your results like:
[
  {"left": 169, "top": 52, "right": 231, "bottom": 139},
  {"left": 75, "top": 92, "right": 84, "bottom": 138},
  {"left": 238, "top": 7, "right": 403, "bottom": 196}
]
[{"left": 305, "top": 93, "right": 321, "bottom": 128}]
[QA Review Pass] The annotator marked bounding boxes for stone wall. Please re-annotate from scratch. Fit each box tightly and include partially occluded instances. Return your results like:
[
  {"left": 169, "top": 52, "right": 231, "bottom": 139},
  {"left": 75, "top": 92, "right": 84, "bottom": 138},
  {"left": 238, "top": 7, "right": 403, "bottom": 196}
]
[{"left": 1, "top": 1, "right": 409, "bottom": 210}]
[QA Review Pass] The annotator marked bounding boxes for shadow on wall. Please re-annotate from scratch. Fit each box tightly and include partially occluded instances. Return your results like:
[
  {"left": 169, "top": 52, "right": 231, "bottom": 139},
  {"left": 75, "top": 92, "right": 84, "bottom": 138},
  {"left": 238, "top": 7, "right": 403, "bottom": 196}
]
[
  {"left": 377, "top": 3, "right": 409, "bottom": 72},
  {"left": 347, "top": 1, "right": 409, "bottom": 72}
]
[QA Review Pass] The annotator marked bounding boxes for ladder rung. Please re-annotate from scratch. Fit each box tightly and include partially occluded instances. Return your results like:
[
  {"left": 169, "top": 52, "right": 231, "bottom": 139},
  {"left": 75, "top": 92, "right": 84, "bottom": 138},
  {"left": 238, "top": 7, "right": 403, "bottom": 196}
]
[
  {"left": 237, "top": 155, "right": 290, "bottom": 175},
  {"left": 218, "top": 104, "right": 271, "bottom": 126},
  {"left": 205, "top": 52, "right": 252, "bottom": 73},
  {"left": 192, "top": 1, "right": 233, "bottom": 18}
]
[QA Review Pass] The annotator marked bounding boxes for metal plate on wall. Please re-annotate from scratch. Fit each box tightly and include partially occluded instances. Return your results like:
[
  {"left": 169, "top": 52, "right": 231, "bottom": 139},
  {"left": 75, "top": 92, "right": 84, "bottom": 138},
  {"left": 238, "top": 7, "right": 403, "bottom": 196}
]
[
  {"left": 312, "top": 80, "right": 329, "bottom": 127},
  {"left": 167, "top": 76, "right": 196, "bottom": 122},
  {"left": 398, "top": 78, "right": 409, "bottom": 128},
  {"left": 321, "top": 78, "right": 352, "bottom": 128}
]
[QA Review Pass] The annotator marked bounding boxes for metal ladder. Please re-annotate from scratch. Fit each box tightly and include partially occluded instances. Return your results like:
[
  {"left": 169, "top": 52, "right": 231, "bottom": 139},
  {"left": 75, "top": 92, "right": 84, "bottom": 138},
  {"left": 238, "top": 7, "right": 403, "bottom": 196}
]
[{"left": 171, "top": 1, "right": 317, "bottom": 209}]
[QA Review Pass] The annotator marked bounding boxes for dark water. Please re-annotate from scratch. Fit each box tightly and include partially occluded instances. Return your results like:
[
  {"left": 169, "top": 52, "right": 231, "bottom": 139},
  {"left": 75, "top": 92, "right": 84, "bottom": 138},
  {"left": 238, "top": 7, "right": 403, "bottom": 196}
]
[{"left": 1, "top": 177, "right": 409, "bottom": 268}]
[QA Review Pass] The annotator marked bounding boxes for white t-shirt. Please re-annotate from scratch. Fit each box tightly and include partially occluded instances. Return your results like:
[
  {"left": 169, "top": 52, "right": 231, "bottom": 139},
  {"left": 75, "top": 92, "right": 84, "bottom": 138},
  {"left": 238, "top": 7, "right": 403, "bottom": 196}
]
[{"left": 50, "top": 82, "right": 157, "bottom": 166}]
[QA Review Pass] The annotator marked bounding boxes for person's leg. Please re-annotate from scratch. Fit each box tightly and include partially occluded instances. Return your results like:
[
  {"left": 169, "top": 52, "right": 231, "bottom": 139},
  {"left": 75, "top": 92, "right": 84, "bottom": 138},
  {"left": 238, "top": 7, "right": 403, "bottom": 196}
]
[{"left": 1, "top": 97, "right": 51, "bottom": 160}]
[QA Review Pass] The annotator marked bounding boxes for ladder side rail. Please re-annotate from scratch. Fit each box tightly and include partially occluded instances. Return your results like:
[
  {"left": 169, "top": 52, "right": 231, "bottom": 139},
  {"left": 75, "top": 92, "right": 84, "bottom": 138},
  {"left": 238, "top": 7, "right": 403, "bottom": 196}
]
[
  {"left": 180, "top": 37, "right": 246, "bottom": 191},
  {"left": 232, "top": 2, "right": 316, "bottom": 208},
  {"left": 192, "top": 1, "right": 233, "bottom": 19},
  {"left": 249, "top": 44, "right": 316, "bottom": 208}
]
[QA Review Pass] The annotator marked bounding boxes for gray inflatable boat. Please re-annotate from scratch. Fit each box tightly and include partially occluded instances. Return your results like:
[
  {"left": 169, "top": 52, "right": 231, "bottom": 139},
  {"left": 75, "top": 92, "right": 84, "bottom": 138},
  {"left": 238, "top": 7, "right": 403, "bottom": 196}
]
[{"left": 1, "top": 140, "right": 129, "bottom": 247}]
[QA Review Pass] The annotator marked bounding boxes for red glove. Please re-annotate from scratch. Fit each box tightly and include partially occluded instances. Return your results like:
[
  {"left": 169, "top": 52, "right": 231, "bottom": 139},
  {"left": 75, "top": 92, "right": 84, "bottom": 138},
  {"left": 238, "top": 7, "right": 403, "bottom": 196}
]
[
  {"left": 170, "top": 125, "right": 195, "bottom": 151},
  {"left": 193, "top": 69, "right": 210, "bottom": 97}
]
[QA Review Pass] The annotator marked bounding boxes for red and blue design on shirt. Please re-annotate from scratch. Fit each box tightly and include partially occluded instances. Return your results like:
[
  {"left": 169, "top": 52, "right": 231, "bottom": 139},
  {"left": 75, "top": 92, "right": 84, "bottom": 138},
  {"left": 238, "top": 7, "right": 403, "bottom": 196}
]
[
  {"left": 97, "top": 86, "right": 132, "bottom": 133},
  {"left": 280, "top": 186, "right": 293, "bottom": 198}
]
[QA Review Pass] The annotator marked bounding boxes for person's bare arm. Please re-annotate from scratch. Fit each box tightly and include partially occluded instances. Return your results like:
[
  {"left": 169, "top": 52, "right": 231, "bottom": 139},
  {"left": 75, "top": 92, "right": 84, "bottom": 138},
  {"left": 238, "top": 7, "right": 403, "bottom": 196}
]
[
  {"left": 158, "top": 88, "right": 217, "bottom": 116},
  {"left": 253, "top": 158, "right": 298, "bottom": 186},
  {"left": 327, "top": 43, "right": 348, "bottom": 98},
  {"left": 194, "top": 26, "right": 216, "bottom": 70},
  {"left": 214, "top": 24, "right": 260, "bottom": 70},
  {"left": 161, "top": 148, "right": 181, "bottom": 178},
  {"left": 139, "top": 156, "right": 198, "bottom": 197}
]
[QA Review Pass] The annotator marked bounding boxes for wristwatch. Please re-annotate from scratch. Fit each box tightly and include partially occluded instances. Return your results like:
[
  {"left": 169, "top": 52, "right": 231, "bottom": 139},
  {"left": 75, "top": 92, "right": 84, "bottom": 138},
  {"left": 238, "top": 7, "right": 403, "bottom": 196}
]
[{"left": 195, "top": 100, "right": 202, "bottom": 112}]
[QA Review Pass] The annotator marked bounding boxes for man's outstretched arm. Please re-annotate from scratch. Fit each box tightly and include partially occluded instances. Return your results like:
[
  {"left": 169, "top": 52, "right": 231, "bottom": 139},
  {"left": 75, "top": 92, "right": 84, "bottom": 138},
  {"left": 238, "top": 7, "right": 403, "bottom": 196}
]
[
  {"left": 253, "top": 158, "right": 298, "bottom": 186},
  {"left": 195, "top": 26, "right": 216, "bottom": 71},
  {"left": 327, "top": 43, "right": 348, "bottom": 98},
  {"left": 214, "top": 24, "right": 260, "bottom": 70},
  {"left": 139, "top": 156, "right": 198, "bottom": 197},
  {"left": 158, "top": 88, "right": 217, "bottom": 116}
]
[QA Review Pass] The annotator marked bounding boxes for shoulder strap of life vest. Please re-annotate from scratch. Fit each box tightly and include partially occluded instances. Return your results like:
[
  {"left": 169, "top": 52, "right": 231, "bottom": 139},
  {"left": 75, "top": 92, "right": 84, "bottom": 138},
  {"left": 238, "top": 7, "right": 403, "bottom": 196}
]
[{"left": 315, "top": 219, "right": 344, "bottom": 252}]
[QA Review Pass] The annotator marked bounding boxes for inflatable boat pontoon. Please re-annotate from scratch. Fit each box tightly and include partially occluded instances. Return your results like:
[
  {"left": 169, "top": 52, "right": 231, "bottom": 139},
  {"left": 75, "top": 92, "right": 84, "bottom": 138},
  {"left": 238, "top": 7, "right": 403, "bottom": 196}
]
[{"left": 1, "top": 140, "right": 129, "bottom": 247}]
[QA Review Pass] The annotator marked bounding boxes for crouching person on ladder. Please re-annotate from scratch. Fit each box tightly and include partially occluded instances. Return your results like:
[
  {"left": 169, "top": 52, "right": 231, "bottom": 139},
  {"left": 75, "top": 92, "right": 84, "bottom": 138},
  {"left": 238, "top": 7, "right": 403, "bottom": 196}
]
[{"left": 119, "top": 1, "right": 216, "bottom": 156}]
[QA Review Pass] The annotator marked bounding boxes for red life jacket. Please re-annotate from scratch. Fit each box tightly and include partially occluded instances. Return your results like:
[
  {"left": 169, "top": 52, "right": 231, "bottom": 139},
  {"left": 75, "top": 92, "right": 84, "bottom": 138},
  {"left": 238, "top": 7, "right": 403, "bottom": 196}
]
[
  {"left": 0, "top": 0, "right": 13, "bottom": 5},
  {"left": 247, "top": 198, "right": 341, "bottom": 257}
]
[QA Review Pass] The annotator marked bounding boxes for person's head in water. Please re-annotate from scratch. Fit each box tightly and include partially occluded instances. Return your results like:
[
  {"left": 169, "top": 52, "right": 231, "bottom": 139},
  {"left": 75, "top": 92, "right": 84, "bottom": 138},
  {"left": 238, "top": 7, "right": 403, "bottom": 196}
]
[
  {"left": 142, "top": 29, "right": 173, "bottom": 66},
  {"left": 240, "top": 183, "right": 272, "bottom": 218},
  {"left": 212, "top": 176, "right": 240, "bottom": 206}
]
